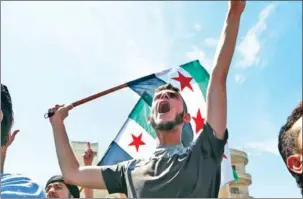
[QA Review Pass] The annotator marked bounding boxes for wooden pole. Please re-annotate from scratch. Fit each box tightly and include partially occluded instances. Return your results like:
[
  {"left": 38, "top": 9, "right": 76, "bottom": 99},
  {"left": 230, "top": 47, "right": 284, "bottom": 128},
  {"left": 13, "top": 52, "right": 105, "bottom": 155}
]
[{"left": 44, "top": 83, "right": 128, "bottom": 118}]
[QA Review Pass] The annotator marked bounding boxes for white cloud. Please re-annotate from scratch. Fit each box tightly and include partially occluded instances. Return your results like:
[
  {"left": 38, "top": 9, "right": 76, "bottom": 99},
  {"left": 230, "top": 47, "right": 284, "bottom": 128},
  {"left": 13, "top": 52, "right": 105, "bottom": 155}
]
[
  {"left": 245, "top": 139, "right": 279, "bottom": 156},
  {"left": 194, "top": 23, "right": 202, "bottom": 31},
  {"left": 236, "top": 4, "right": 276, "bottom": 68},
  {"left": 235, "top": 74, "right": 247, "bottom": 84},
  {"left": 204, "top": 38, "right": 218, "bottom": 48},
  {"left": 185, "top": 45, "right": 213, "bottom": 73}
]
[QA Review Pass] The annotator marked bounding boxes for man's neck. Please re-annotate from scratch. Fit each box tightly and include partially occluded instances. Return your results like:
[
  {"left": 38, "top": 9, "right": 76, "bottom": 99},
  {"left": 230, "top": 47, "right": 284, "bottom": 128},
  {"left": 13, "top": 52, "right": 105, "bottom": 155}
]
[{"left": 156, "top": 127, "right": 182, "bottom": 146}]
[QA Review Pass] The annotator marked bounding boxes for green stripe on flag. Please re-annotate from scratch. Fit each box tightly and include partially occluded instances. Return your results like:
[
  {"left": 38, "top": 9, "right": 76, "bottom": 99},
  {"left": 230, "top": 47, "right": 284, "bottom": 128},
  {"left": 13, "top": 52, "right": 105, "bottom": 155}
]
[
  {"left": 232, "top": 167, "right": 239, "bottom": 182},
  {"left": 181, "top": 60, "right": 210, "bottom": 99},
  {"left": 128, "top": 95, "right": 156, "bottom": 139}
]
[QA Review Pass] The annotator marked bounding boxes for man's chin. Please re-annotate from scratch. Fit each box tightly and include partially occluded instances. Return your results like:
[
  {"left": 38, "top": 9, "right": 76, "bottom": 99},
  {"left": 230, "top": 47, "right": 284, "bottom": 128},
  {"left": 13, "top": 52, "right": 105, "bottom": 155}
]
[
  {"left": 151, "top": 112, "right": 184, "bottom": 131},
  {"left": 157, "top": 114, "right": 175, "bottom": 122},
  {"left": 153, "top": 121, "right": 178, "bottom": 131}
]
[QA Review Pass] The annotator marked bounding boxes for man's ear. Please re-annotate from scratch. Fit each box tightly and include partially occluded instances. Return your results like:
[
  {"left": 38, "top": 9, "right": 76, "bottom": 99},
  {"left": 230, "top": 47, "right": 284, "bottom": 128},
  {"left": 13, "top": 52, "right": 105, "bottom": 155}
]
[
  {"left": 0, "top": 110, "right": 3, "bottom": 122},
  {"left": 183, "top": 113, "right": 191, "bottom": 123},
  {"left": 286, "top": 154, "right": 303, "bottom": 174}
]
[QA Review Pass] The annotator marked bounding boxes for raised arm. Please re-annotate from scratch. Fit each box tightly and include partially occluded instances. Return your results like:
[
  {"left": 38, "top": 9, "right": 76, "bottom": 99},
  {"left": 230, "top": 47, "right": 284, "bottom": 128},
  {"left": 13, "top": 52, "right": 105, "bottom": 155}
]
[
  {"left": 206, "top": 0, "right": 245, "bottom": 139},
  {"left": 49, "top": 104, "right": 106, "bottom": 189}
]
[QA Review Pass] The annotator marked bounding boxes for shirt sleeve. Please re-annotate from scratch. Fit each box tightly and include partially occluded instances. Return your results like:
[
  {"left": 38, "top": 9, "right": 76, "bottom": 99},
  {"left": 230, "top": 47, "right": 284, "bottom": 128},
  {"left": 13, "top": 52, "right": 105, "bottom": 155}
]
[
  {"left": 0, "top": 174, "right": 47, "bottom": 198},
  {"left": 101, "top": 163, "right": 127, "bottom": 195},
  {"left": 192, "top": 122, "right": 229, "bottom": 164}
]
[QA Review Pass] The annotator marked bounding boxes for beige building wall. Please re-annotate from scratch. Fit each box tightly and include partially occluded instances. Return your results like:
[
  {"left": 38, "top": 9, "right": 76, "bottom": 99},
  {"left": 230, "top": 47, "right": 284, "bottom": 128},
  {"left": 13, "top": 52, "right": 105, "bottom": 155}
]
[
  {"left": 219, "top": 148, "right": 253, "bottom": 198},
  {"left": 71, "top": 141, "right": 109, "bottom": 198}
]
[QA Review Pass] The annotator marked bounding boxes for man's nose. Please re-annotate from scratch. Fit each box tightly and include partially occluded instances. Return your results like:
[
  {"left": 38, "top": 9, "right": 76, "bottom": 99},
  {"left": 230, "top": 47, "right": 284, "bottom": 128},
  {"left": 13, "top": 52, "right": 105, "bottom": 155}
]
[
  {"left": 48, "top": 187, "right": 55, "bottom": 195},
  {"left": 160, "top": 93, "right": 169, "bottom": 99}
]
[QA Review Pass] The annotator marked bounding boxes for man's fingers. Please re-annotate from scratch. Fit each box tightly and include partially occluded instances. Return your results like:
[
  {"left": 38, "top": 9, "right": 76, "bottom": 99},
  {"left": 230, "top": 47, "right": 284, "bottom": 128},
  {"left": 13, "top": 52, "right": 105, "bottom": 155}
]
[
  {"left": 11, "top": 130, "right": 20, "bottom": 138},
  {"left": 55, "top": 104, "right": 64, "bottom": 109},
  {"left": 87, "top": 142, "right": 91, "bottom": 149},
  {"left": 66, "top": 104, "right": 74, "bottom": 111},
  {"left": 7, "top": 130, "right": 20, "bottom": 146}
]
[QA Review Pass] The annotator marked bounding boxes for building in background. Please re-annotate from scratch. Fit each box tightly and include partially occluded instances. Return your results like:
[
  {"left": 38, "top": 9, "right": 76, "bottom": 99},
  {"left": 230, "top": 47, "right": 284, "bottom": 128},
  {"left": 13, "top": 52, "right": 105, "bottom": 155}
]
[
  {"left": 72, "top": 141, "right": 252, "bottom": 198},
  {"left": 219, "top": 148, "right": 253, "bottom": 198},
  {"left": 71, "top": 141, "right": 109, "bottom": 198}
]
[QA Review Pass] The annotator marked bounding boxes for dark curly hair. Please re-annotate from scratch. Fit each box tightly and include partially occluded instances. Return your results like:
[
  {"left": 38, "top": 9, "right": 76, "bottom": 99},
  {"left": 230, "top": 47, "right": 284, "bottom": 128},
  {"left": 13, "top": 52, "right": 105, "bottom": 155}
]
[
  {"left": 278, "top": 101, "right": 302, "bottom": 195},
  {"left": 1, "top": 84, "right": 14, "bottom": 146}
]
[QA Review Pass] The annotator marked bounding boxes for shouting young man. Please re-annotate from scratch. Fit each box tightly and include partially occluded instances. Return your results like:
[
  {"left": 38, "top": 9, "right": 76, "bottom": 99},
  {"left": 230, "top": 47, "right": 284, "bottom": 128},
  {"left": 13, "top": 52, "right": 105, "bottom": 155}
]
[
  {"left": 48, "top": 1, "right": 245, "bottom": 197},
  {"left": 278, "top": 101, "right": 302, "bottom": 196}
]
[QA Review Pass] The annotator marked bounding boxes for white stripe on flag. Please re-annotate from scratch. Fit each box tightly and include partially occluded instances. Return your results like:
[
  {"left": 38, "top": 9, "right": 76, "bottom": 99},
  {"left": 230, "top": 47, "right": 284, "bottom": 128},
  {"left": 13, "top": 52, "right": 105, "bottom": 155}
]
[{"left": 114, "top": 118, "right": 157, "bottom": 159}]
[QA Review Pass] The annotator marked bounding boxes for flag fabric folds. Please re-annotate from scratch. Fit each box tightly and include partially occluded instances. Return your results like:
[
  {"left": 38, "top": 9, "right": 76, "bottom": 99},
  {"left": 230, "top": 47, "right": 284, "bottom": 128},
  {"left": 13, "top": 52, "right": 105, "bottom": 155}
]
[
  {"left": 97, "top": 60, "right": 234, "bottom": 187},
  {"left": 232, "top": 166, "right": 240, "bottom": 183}
]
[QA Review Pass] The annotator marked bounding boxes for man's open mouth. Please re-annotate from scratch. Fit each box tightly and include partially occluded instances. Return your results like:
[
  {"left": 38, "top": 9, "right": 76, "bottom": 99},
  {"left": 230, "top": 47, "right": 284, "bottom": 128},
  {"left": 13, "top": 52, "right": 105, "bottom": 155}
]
[{"left": 158, "top": 101, "right": 171, "bottom": 113}]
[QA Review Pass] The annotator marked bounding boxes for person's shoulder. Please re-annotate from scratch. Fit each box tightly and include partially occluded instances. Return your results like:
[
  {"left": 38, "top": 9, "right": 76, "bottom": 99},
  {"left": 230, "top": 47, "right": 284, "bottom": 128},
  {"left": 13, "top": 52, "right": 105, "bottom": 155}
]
[
  {"left": 1, "top": 173, "right": 36, "bottom": 182},
  {"left": 1, "top": 173, "right": 46, "bottom": 198}
]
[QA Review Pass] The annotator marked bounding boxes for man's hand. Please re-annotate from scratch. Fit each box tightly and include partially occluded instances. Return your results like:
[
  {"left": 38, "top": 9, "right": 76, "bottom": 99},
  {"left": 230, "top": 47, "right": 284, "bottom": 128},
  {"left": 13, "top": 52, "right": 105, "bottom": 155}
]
[
  {"left": 48, "top": 104, "right": 73, "bottom": 125},
  {"left": 83, "top": 142, "right": 94, "bottom": 166},
  {"left": 1, "top": 129, "right": 20, "bottom": 155},
  {"left": 229, "top": 0, "right": 246, "bottom": 15}
]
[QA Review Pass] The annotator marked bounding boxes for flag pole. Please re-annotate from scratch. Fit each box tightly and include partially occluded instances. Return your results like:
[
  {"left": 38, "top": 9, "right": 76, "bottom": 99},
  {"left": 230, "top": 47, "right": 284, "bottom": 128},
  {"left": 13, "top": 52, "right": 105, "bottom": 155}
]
[
  {"left": 43, "top": 68, "right": 169, "bottom": 119},
  {"left": 44, "top": 83, "right": 128, "bottom": 118}
]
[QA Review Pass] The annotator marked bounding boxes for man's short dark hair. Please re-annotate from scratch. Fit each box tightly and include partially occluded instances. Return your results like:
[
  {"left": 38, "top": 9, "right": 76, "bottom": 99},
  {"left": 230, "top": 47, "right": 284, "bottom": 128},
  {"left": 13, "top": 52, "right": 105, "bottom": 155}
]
[
  {"left": 155, "top": 84, "right": 188, "bottom": 113},
  {"left": 46, "top": 175, "right": 80, "bottom": 198},
  {"left": 278, "top": 101, "right": 302, "bottom": 193},
  {"left": 1, "top": 84, "right": 13, "bottom": 147}
]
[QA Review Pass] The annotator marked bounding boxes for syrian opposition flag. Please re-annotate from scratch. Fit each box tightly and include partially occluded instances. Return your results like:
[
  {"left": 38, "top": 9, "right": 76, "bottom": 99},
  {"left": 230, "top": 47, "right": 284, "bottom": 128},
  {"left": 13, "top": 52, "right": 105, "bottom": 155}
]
[{"left": 98, "top": 60, "right": 234, "bottom": 188}]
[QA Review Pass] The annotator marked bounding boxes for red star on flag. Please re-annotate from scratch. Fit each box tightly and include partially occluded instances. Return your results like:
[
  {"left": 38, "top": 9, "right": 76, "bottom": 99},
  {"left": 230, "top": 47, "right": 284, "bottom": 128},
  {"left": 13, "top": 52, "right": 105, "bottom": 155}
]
[
  {"left": 192, "top": 109, "right": 204, "bottom": 133},
  {"left": 223, "top": 141, "right": 228, "bottom": 159},
  {"left": 129, "top": 133, "right": 145, "bottom": 152},
  {"left": 172, "top": 71, "right": 193, "bottom": 91}
]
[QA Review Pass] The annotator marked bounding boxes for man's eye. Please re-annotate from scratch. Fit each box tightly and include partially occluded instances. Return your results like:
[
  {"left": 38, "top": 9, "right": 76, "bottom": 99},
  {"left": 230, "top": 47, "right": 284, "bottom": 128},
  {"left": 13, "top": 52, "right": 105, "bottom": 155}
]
[{"left": 169, "top": 93, "right": 177, "bottom": 98}]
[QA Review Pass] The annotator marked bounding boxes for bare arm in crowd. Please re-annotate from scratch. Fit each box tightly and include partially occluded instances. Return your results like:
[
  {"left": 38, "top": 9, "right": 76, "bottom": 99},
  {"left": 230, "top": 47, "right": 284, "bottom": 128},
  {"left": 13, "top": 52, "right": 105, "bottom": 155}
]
[
  {"left": 206, "top": 0, "right": 245, "bottom": 139},
  {"left": 49, "top": 104, "right": 107, "bottom": 189}
]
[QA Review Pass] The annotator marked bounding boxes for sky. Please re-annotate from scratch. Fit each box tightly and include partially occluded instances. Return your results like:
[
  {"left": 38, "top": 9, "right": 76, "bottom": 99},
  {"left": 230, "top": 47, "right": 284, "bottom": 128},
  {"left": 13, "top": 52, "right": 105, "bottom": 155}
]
[{"left": 1, "top": 1, "right": 302, "bottom": 198}]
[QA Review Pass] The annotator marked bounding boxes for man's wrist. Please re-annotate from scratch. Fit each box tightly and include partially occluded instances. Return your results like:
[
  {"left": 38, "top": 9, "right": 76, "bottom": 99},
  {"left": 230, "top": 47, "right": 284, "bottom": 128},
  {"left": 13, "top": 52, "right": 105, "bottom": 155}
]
[
  {"left": 227, "top": 10, "right": 243, "bottom": 20},
  {"left": 51, "top": 119, "right": 65, "bottom": 128}
]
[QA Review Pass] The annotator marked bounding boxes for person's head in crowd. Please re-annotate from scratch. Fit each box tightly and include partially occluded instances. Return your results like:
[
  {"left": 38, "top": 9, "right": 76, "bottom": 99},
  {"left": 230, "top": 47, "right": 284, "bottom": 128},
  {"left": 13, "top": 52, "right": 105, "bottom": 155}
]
[
  {"left": 1, "top": 84, "right": 14, "bottom": 148},
  {"left": 278, "top": 101, "right": 302, "bottom": 195},
  {"left": 1, "top": 84, "right": 15, "bottom": 173},
  {"left": 1, "top": 84, "right": 46, "bottom": 198},
  {"left": 148, "top": 84, "right": 190, "bottom": 145},
  {"left": 45, "top": 175, "right": 80, "bottom": 198}
]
